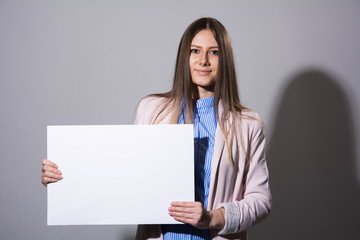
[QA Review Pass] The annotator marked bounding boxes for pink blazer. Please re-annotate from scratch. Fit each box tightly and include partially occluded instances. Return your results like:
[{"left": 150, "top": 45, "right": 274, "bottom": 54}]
[{"left": 134, "top": 96, "right": 271, "bottom": 240}]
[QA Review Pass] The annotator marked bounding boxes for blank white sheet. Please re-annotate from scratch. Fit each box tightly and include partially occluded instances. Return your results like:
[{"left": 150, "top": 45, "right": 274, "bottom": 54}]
[{"left": 47, "top": 124, "right": 194, "bottom": 225}]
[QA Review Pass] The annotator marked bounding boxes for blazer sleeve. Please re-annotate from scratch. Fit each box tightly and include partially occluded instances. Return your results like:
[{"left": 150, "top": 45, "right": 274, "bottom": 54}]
[{"left": 219, "top": 119, "right": 272, "bottom": 234}]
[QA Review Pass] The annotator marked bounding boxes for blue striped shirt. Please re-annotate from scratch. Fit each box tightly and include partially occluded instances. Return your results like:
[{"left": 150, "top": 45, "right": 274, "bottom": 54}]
[{"left": 162, "top": 96, "right": 217, "bottom": 240}]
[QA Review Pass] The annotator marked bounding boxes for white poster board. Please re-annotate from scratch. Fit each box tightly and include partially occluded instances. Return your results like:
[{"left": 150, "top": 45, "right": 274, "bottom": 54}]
[{"left": 47, "top": 124, "right": 194, "bottom": 225}]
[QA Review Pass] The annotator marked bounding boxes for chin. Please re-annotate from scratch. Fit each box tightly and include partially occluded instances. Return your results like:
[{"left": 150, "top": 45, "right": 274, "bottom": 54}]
[{"left": 192, "top": 78, "right": 215, "bottom": 87}]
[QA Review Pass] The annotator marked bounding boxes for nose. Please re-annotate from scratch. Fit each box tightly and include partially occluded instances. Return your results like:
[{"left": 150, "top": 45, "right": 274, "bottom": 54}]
[{"left": 199, "top": 52, "right": 210, "bottom": 66}]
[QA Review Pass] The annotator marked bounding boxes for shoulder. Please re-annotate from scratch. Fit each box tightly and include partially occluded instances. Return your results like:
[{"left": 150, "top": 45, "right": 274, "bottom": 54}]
[
  {"left": 237, "top": 109, "right": 265, "bottom": 138},
  {"left": 135, "top": 95, "right": 170, "bottom": 124},
  {"left": 241, "top": 108, "right": 260, "bottom": 118},
  {"left": 137, "top": 95, "right": 167, "bottom": 111}
]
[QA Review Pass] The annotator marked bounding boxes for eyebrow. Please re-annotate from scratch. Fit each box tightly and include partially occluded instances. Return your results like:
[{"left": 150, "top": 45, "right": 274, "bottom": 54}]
[{"left": 191, "top": 45, "right": 218, "bottom": 49}]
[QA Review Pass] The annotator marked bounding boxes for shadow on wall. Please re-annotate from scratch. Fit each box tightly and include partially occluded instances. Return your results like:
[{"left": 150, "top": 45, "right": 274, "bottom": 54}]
[
  {"left": 119, "top": 231, "right": 136, "bottom": 240},
  {"left": 250, "top": 70, "right": 360, "bottom": 240}
]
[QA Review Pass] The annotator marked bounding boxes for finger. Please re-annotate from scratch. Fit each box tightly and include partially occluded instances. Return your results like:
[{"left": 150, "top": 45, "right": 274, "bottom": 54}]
[
  {"left": 42, "top": 164, "right": 62, "bottom": 175},
  {"left": 42, "top": 159, "right": 58, "bottom": 169},
  {"left": 171, "top": 201, "right": 199, "bottom": 208},
  {"left": 169, "top": 206, "right": 203, "bottom": 219},
  {"left": 169, "top": 206, "right": 196, "bottom": 214},
  {"left": 169, "top": 210, "right": 195, "bottom": 220},
  {"left": 42, "top": 171, "right": 63, "bottom": 180},
  {"left": 172, "top": 215, "right": 196, "bottom": 225},
  {"left": 42, "top": 176, "right": 60, "bottom": 186}
]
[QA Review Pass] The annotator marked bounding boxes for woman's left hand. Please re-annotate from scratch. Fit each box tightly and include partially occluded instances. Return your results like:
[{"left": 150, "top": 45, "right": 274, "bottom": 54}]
[{"left": 168, "top": 201, "right": 225, "bottom": 230}]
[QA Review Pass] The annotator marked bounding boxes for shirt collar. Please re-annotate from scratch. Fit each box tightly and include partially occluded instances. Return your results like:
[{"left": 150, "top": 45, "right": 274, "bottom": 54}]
[{"left": 196, "top": 96, "right": 214, "bottom": 110}]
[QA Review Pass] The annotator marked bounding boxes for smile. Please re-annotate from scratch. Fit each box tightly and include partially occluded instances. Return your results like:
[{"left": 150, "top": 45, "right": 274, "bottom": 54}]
[{"left": 195, "top": 70, "right": 212, "bottom": 75}]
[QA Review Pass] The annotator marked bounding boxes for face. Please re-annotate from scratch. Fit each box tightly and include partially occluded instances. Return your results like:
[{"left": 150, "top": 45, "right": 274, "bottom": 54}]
[{"left": 189, "top": 29, "right": 219, "bottom": 98}]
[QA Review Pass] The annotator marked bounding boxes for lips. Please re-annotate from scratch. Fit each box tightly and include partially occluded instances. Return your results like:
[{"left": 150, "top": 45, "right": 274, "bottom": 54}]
[{"left": 195, "top": 70, "right": 212, "bottom": 75}]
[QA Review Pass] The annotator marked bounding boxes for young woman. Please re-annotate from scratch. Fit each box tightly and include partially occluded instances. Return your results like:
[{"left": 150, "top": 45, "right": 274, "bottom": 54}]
[{"left": 42, "top": 17, "right": 271, "bottom": 240}]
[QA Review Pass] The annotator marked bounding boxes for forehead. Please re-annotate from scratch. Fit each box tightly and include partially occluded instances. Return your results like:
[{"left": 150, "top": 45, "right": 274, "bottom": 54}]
[{"left": 191, "top": 29, "right": 218, "bottom": 46}]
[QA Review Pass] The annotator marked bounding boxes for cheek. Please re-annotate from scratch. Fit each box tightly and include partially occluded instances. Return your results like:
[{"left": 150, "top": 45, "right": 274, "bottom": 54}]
[
  {"left": 210, "top": 56, "right": 218, "bottom": 68},
  {"left": 189, "top": 56, "right": 197, "bottom": 68},
  {"left": 212, "top": 61, "right": 219, "bottom": 73}
]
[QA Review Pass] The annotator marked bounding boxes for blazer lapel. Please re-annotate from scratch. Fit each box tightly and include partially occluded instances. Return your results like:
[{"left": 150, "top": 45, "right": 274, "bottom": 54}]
[{"left": 207, "top": 101, "right": 225, "bottom": 210}]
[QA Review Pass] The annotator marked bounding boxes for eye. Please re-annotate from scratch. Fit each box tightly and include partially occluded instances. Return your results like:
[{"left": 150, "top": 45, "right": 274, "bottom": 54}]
[
  {"left": 210, "top": 50, "right": 219, "bottom": 55},
  {"left": 190, "top": 49, "right": 200, "bottom": 54}
]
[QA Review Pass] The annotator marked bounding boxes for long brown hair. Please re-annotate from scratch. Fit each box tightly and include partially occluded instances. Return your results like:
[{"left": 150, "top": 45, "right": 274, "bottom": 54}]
[{"left": 150, "top": 17, "right": 248, "bottom": 163}]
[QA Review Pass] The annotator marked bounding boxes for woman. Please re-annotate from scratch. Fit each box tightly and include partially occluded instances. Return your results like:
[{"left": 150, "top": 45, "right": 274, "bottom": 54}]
[{"left": 42, "top": 17, "right": 271, "bottom": 240}]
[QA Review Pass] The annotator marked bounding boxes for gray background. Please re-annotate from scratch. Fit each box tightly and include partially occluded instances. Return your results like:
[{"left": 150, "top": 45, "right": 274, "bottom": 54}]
[{"left": 1, "top": 0, "right": 359, "bottom": 239}]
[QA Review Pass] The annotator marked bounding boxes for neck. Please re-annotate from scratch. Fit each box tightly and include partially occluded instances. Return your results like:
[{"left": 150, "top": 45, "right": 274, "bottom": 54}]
[{"left": 197, "top": 85, "right": 214, "bottom": 99}]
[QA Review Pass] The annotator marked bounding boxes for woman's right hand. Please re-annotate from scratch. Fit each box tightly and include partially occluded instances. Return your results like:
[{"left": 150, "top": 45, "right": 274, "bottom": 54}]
[{"left": 41, "top": 159, "right": 63, "bottom": 187}]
